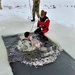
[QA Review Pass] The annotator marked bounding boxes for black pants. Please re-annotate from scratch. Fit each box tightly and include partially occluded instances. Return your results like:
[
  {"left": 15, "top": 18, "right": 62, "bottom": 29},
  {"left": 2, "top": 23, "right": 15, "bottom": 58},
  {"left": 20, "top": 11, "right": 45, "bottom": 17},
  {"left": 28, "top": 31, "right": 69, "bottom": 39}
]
[
  {"left": 34, "top": 28, "right": 48, "bottom": 41},
  {"left": 34, "top": 28, "right": 43, "bottom": 35}
]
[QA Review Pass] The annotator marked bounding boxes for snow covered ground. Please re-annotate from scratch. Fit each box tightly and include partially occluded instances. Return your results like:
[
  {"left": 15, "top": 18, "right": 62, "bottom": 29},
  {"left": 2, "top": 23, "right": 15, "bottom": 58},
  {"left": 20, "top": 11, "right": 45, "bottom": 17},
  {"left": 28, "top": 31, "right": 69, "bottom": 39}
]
[{"left": 0, "top": 0, "right": 75, "bottom": 75}]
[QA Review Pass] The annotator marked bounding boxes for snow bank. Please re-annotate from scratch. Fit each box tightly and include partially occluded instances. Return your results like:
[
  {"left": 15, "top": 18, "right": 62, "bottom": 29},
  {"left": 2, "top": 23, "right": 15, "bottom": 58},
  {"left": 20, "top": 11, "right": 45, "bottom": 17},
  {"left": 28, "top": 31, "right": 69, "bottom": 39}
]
[
  {"left": 45, "top": 20, "right": 75, "bottom": 59},
  {"left": 0, "top": 37, "right": 13, "bottom": 75}
]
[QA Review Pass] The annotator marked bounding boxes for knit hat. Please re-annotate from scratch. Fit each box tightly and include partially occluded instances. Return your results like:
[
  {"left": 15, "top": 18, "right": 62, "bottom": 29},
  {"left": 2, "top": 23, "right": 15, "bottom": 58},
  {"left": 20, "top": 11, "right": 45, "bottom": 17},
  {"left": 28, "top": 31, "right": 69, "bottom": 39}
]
[{"left": 41, "top": 10, "right": 47, "bottom": 16}]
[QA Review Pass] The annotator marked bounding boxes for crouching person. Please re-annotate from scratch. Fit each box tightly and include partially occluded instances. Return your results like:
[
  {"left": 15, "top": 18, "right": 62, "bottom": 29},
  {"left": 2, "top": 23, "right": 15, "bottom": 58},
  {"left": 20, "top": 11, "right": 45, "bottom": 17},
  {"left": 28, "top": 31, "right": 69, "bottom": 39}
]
[{"left": 34, "top": 10, "right": 50, "bottom": 35}]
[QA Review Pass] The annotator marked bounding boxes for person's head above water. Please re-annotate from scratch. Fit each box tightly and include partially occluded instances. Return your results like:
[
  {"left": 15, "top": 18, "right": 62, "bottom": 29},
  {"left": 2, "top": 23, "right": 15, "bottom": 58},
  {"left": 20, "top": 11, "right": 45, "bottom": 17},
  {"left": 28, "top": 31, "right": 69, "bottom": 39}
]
[{"left": 24, "top": 32, "right": 30, "bottom": 38}]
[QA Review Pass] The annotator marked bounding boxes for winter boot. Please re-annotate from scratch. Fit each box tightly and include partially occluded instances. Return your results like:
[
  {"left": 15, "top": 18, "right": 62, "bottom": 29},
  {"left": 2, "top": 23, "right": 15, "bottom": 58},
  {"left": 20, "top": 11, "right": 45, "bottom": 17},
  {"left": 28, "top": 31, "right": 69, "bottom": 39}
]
[{"left": 31, "top": 17, "right": 35, "bottom": 22}]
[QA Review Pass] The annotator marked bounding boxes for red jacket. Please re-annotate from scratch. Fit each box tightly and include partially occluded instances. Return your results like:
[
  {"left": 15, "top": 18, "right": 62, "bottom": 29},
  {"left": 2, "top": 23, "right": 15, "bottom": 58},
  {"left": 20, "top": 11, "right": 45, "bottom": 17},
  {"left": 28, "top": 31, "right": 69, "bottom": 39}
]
[{"left": 37, "top": 16, "right": 50, "bottom": 34}]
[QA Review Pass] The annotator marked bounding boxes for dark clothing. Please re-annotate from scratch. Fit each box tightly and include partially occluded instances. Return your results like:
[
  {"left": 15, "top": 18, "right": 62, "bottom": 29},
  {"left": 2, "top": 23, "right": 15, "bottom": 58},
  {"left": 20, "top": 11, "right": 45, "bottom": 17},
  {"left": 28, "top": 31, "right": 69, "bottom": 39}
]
[{"left": 34, "top": 27, "right": 43, "bottom": 35}]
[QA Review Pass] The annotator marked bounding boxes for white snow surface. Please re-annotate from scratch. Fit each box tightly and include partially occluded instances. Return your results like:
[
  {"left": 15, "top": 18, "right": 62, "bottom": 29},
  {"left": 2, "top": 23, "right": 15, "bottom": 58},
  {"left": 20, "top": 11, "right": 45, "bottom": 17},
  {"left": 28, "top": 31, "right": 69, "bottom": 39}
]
[{"left": 0, "top": 0, "right": 75, "bottom": 75}]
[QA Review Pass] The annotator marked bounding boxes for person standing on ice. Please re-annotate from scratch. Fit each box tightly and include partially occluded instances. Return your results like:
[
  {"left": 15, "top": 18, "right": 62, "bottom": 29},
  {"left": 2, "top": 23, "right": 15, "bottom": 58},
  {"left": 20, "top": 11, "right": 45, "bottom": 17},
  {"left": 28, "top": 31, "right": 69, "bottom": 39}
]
[
  {"left": 34, "top": 10, "right": 50, "bottom": 35},
  {"left": 31, "top": 0, "right": 40, "bottom": 22}
]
